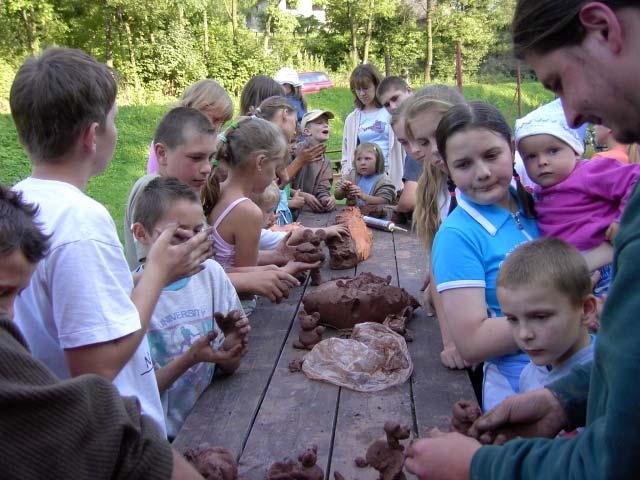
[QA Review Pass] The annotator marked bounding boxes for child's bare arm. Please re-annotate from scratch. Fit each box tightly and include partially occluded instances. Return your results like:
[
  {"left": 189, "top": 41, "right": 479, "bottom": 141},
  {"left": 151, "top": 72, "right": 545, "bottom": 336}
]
[
  {"left": 231, "top": 203, "right": 262, "bottom": 268},
  {"left": 65, "top": 226, "right": 214, "bottom": 380}
]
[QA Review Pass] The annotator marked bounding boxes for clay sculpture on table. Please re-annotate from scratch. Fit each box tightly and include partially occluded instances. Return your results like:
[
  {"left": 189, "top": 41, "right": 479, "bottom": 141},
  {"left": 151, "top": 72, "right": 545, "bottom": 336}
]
[
  {"left": 293, "top": 229, "right": 327, "bottom": 285},
  {"left": 303, "top": 272, "right": 420, "bottom": 330},
  {"left": 354, "top": 421, "right": 411, "bottom": 480},
  {"left": 326, "top": 207, "right": 372, "bottom": 270},
  {"left": 266, "top": 445, "right": 324, "bottom": 480},
  {"left": 183, "top": 445, "right": 238, "bottom": 480},
  {"left": 293, "top": 310, "right": 325, "bottom": 350}
]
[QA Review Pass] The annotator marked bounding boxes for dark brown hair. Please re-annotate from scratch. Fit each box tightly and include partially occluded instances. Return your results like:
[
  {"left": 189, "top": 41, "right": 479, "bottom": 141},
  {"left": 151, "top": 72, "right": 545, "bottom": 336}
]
[
  {"left": 239, "top": 75, "right": 285, "bottom": 116},
  {"left": 498, "top": 237, "right": 592, "bottom": 307},
  {"left": 349, "top": 64, "right": 383, "bottom": 109},
  {"left": 133, "top": 177, "right": 199, "bottom": 232},
  {"left": 10, "top": 48, "right": 117, "bottom": 162},
  {"left": 512, "top": 0, "right": 635, "bottom": 59},
  {"left": 0, "top": 185, "right": 50, "bottom": 263},
  {"left": 377, "top": 76, "right": 409, "bottom": 98},
  {"left": 436, "top": 101, "right": 535, "bottom": 218},
  {"left": 154, "top": 107, "right": 216, "bottom": 150}
]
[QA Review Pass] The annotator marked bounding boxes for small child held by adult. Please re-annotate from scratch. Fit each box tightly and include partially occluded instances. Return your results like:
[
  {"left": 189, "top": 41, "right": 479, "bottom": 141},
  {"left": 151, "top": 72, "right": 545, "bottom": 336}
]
[
  {"left": 515, "top": 99, "right": 640, "bottom": 296},
  {"left": 335, "top": 142, "right": 396, "bottom": 206},
  {"left": 451, "top": 237, "right": 596, "bottom": 436},
  {"left": 290, "top": 109, "right": 336, "bottom": 213},
  {"left": 131, "top": 177, "right": 250, "bottom": 439}
]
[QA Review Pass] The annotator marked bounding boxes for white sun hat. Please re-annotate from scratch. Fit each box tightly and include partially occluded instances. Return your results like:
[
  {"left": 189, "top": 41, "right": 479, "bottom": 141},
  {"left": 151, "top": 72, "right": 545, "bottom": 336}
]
[{"left": 274, "top": 67, "right": 302, "bottom": 88}]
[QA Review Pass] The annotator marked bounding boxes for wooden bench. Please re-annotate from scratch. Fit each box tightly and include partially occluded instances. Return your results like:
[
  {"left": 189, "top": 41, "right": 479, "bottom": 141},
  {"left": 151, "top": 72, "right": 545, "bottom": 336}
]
[{"left": 174, "top": 207, "right": 475, "bottom": 479}]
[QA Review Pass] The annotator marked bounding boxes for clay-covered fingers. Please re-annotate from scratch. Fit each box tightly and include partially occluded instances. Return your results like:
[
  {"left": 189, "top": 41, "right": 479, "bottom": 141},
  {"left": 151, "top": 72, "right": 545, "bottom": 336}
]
[
  {"left": 213, "top": 310, "right": 244, "bottom": 334},
  {"left": 325, "top": 224, "right": 349, "bottom": 240},
  {"left": 322, "top": 196, "right": 336, "bottom": 211},
  {"left": 254, "top": 270, "right": 299, "bottom": 303},
  {"left": 450, "top": 400, "right": 481, "bottom": 435},
  {"left": 467, "top": 388, "right": 567, "bottom": 444},
  {"left": 282, "top": 260, "right": 322, "bottom": 276},
  {"left": 304, "top": 194, "right": 325, "bottom": 212}
]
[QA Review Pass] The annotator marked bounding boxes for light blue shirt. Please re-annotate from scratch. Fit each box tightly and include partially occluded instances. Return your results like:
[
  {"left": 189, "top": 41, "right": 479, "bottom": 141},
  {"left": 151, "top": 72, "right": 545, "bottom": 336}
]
[
  {"left": 358, "top": 108, "right": 390, "bottom": 169},
  {"left": 432, "top": 189, "right": 540, "bottom": 391},
  {"left": 356, "top": 173, "right": 382, "bottom": 205}
]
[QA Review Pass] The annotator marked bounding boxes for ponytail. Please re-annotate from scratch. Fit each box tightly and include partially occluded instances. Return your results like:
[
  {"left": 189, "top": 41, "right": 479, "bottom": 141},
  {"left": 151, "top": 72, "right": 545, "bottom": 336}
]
[
  {"left": 512, "top": 167, "right": 536, "bottom": 218},
  {"left": 202, "top": 171, "right": 220, "bottom": 217}
]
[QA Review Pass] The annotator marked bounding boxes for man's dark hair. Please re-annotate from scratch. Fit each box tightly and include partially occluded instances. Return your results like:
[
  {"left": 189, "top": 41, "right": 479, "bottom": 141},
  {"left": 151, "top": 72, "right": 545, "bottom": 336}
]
[
  {"left": 154, "top": 107, "right": 216, "bottom": 151},
  {"left": 512, "top": 0, "right": 636, "bottom": 59},
  {"left": 9, "top": 48, "right": 117, "bottom": 162},
  {"left": 0, "top": 185, "right": 50, "bottom": 263},
  {"left": 377, "top": 76, "right": 409, "bottom": 98},
  {"left": 133, "top": 177, "right": 199, "bottom": 232}
]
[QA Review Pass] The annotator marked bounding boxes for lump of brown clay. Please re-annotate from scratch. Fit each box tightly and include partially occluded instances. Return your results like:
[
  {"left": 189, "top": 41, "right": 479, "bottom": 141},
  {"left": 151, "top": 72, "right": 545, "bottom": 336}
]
[
  {"left": 293, "top": 310, "right": 325, "bottom": 350},
  {"left": 266, "top": 445, "right": 324, "bottom": 480},
  {"left": 355, "top": 421, "right": 411, "bottom": 480},
  {"left": 288, "top": 357, "right": 304, "bottom": 372},
  {"left": 214, "top": 310, "right": 248, "bottom": 350},
  {"left": 298, "top": 445, "right": 324, "bottom": 480},
  {"left": 326, "top": 207, "right": 372, "bottom": 270},
  {"left": 359, "top": 204, "right": 387, "bottom": 218},
  {"left": 450, "top": 399, "right": 482, "bottom": 436},
  {"left": 183, "top": 445, "right": 237, "bottom": 480},
  {"left": 303, "top": 272, "right": 420, "bottom": 330},
  {"left": 293, "top": 229, "right": 327, "bottom": 285},
  {"left": 383, "top": 307, "right": 414, "bottom": 342}
]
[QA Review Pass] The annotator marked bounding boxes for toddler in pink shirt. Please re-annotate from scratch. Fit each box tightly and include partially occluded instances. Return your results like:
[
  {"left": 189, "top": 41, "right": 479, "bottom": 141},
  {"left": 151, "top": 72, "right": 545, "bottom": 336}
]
[{"left": 515, "top": 99, "right": 640, "bottom": 295}]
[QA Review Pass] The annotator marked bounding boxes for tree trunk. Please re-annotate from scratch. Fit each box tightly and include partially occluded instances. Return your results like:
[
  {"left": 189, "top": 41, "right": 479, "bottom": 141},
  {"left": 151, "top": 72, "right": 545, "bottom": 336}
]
[
  {"left": 232, "top": 0, "right": 238, "bottom": 42},
  {"left": 203, "top": 8, "right": 209, "bottom": 53},
  {"left": 384, "top": 44, "right": 391, "bottom": 76},
  {"left": 20, "top": 5, "right": 38, "bottom": 55},
  {"left": 104, "top": 8, "right": 114, "bottom": 68},
  {"left": 362, "top": 0, "right": 375, "bottom": 64},
  {"left": 348, "top": 2, "right": 358, "bottom": 66},
  {"left": 424, "top": 0, "right": 433, "bottom": 83},
  {"left": 121, "top": 12, "right": 141, "bottom": 94}
]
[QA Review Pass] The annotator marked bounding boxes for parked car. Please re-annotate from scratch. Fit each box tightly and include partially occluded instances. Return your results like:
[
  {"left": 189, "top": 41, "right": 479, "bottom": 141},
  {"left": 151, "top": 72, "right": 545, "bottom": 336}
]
[{"left": 299, "top": 71, "right": 334, "bottom": 94}]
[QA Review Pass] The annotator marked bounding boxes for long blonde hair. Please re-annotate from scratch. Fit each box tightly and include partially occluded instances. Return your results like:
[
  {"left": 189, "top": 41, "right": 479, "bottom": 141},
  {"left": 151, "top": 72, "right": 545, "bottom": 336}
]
[
  {"left": 403, "top": 86, "right": 465, "bottom": 252},
  {"left": 179, "top": 79, "right": 234, "bottom": 122}
]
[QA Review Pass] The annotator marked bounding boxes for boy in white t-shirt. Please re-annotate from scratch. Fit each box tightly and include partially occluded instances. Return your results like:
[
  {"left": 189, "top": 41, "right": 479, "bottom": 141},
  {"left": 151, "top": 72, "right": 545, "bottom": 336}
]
[
  {"left": 496, "top": 237, "right": 597, "bottom": 394},
  {"left": 9, "top": 48, "right": 213, "bottom": 437},
  {"left": 132, "top": 176, "right": 250, "bottom": 439}
]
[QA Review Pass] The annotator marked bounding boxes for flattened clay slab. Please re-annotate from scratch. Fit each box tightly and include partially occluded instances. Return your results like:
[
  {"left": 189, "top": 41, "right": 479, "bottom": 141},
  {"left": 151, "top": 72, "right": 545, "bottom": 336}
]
[
  {"left": 183, "top": 445, "right": 238, "bottom": 480},
  {"left": 302, "top": 272, "right": 420, "bottom": 330},
  {"left": 326, "top": 207, "right": 372, "bottom": 270}
]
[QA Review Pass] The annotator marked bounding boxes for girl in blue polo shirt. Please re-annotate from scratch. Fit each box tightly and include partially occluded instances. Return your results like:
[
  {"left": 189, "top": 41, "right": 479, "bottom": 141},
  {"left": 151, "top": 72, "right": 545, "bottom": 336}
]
[{"left": 431, "top": 101, "right": 539, "bottom": 411}]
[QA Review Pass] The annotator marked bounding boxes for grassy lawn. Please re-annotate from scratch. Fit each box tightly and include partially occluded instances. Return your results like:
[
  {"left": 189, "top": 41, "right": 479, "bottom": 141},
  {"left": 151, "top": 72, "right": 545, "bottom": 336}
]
[{"left": 0, "top": 81, "right": 553, "bottom": 241}]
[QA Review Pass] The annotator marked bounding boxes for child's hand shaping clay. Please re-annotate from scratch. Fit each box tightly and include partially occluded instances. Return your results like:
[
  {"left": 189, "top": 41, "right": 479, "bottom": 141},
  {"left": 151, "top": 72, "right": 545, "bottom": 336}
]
[
  {"left": 324, "top": 224, "right": 349, "bottom": 241},
  {"left": 213, "top": 311, "right": 251, "bottom": 373},
  {"left": 348, "top": 184, "right": 363, "bottom": 199},
  {"left": 321, "top": 196, "right": 336, "bottom": 211},
  {"left": 301, "top": 192, "right": 325, "bottom": 212},
  {"left": 186, "top": 330, "right": 244, "bottom": 366},
  {"left": 288, "top": 189, "right": 306, "bottom": 210}
]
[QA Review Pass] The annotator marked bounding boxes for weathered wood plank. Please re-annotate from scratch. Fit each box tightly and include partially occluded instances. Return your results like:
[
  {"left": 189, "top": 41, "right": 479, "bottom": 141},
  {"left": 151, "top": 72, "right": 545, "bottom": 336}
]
[
  {"left": 237, "top": 297, "right": 341, "bottom": 479},
  {"left": 328, "top": 228, "right": 416, "bottom": 480},
  {"left": 172, "top": 285, "right": 304, "bottom": 457},
  {"left": 394, "top": 232, "right": 476, "bottom": 434}
]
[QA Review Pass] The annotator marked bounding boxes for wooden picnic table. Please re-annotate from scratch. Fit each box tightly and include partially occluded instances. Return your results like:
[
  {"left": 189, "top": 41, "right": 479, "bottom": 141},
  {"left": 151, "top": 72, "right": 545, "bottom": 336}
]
[{"left": 174, "top": 207, "right": 475, "bottom": 479}]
